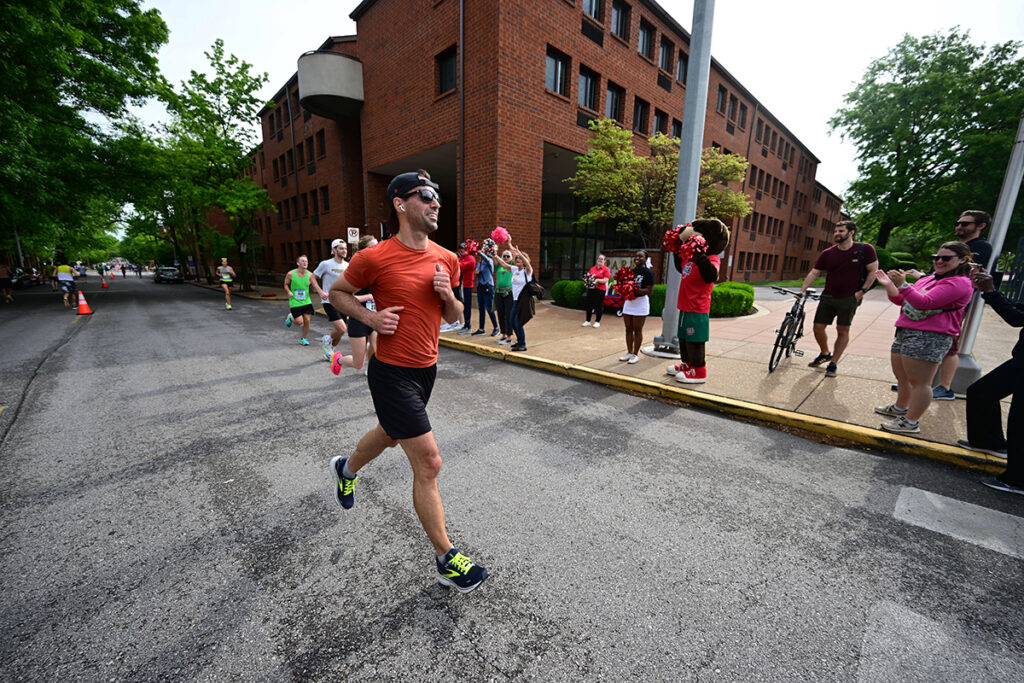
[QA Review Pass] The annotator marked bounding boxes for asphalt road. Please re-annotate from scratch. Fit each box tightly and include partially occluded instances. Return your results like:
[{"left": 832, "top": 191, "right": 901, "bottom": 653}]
[{"left": 1, "top": 274, "right": 1022, "bottom": 681}]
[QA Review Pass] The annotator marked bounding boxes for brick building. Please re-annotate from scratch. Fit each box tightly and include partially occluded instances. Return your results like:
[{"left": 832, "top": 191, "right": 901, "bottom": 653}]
[{"left": 250, "top": 0, "right": 843, "bottom": 284}]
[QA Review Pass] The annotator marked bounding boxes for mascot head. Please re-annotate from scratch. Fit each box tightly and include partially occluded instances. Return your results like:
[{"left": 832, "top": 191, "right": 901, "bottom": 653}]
[{"left": 679, "top": 217, "right": 730, "bottom": 256}]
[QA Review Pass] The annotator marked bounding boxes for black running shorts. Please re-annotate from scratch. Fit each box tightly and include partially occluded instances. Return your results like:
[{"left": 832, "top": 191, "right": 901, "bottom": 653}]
[
  {"left": 289, "top": 303, "right": 315, "bottom": 317},
  {"left": 367, "top": 356, "right": 436, "bottom": 440},
  {"left": 321, "top": 301, "right": 348, "bottom": 323},
  {"left": 347, "top": 317, "right": 373, "bottom": 339}
]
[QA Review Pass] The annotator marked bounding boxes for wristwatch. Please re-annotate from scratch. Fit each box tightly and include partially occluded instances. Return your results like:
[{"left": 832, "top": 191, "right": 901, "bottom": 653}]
[{"left": 860, "top": 288, "right": 869, "bottom": 293}]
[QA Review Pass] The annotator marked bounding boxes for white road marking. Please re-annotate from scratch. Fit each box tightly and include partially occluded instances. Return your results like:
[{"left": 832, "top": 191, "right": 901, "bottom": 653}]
[{"left": 894, "top": 487, "right": 1024, "bottom": 560}]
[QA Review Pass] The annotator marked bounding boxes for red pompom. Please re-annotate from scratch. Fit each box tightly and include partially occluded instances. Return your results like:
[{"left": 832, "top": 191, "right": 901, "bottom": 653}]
[
  {"left": 676, "top": 233, "right": 708, "bottom": 263},
  {"left": 663, "top": 224, "right": 686, "bottom": 255},
  {"left": 491, "top": 226, "right": 510, "bottom": 244},
  {"left": 613, "top": 267, "right": 638, "bottom": 300},
  {"left": 464, "top": 238, "right": 479, "bottom": 254},
  {"left": 481, "top": 238, "right": 498, "bottom": 257}
]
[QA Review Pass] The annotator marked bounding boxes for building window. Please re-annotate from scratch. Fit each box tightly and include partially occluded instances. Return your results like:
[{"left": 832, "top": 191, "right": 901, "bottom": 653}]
[
  {"left": 653, "top": 109, "right": 667, "bottom": 135},
  {"left": 295, "top": 143, "right": 304, "bottom": 168},
  {"left": 605, "top": 81, "right": 624, "bottom": 122},
  {"left": 738, "top": 103, "right": 748, "bottom": 129},
  {"left": 305, "top": 137, "right": 314, "bottom": 164},
  {"left": 671, "top": 118, "right": 682, "bottom": 138},
  {"left": 545, "top": 46, "right": 569, "bottom": 96},
  {"left": 755, "top": 118, "right": 763, "bottom": 142},
  {"left": 272, "top": 158, "right": 279, "bottom": 180},
  {"left": 638, "top": 19, "right": 654, "bottom": 59},
  {"left": 727, "top": 95, "right": 738, "bottom": 121},
  {"left": 610, "top": 1, "right": 630, "bottom": 39},
  {"left": 582, "top": 0, "right": 601, "bottom": 21},
  {"left": 437, "top": 45, "right": 457, "bottom": 94},
  {"left": 316, "top": 129, "right": 326, "bottom": 157},
  {"left": 676, "top": 51, "right": 688, "bottom": 83},
  {"left": 658, "top": 36, "right": 673, "bottom": 72},
  {"left": 632, "top": 97, "right": 649, "bottom": 134},
  {"left": 301, "top": 193, "right": 309, "bottom": 217},
  {"left": 311, "top": 188, "right": 319, "bottom": 214},
  {"left": 320, "top": 186, "right": 330, "bottom": 213},
  {"left": 716, "top": 86, "right": 727, "bottom": 113},
  {"left": 578, "top": 66, "right": 598, "bottom": 110}
]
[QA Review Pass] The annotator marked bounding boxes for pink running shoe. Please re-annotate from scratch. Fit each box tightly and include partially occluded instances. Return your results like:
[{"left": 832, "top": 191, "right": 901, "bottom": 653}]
[{"left": 330, "top": 351, "right": 344, "bottom": 376}]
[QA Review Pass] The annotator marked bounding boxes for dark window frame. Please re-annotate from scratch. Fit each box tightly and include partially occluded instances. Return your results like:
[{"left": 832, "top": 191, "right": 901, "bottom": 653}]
[{"left": 545, "top": 46, "right": 570, "bottom": 96}]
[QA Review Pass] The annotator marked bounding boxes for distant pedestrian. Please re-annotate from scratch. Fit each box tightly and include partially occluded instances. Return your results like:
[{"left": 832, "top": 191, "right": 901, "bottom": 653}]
[
  {"left": 471, "top": 250, "right": 498, "bottom": 336},
  {"left": 619, "top": 250, "right": 654, "bottom": 364},
  {"left": 330, "top": 235, "right": 379, "bottom": 374},
  {"left": 582, "top": 254, "right": 611, "bottom": 328},
  {"left": 0, "top": 262, "right": 13, "bottom": 303},
  {"left": 313, "top": 239, "right": 350, "bottom": 361},
  {"left": 217, "top": 258, "right": 236, "bottom": 310},
  {"left": 456, "top": 241, "right": 475, "bottom": 333},
  {"left": 327, "top": 170, "right": 489, "bottom": 593},
  {"left": 872, "top": 242, "right": 973, "bottom": 434},
  {"left": 284, "top": 255, "right": 316, "bottom": 345},
  {"left": 799, "top": 220, "right": 878, "bottom": 377},
  {"left": 494, "top": 249, "right": 515, "bottom": 345},
  {"left": 959, "top": 268, "right": 1022, "bottom": 496}
]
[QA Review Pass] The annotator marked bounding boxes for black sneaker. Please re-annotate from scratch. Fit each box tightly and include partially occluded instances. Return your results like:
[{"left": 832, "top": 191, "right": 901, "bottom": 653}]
[
  {"left": 436, "top": 548, "right": 489, "bottom": 593},
  {"left": 471, "top": 329, "right": 485, "bottom": 335},
  {"left": 824, "top": 361, "right": 838, "bottom": 377},
  {"left": 957, "top": 439, "right": 1007, "bottom": 458},
  {"left": 509, "top": 343, "right": 527, "bottom": 352},
  {"left": 330, "top": 456, "right": 358, "bottom": 509},
  {"left": 980, "top": 477, "right": 1024, "bottom": 497},
  {"left": 808, "top": 352, "right": 832, "bottom": 367}
]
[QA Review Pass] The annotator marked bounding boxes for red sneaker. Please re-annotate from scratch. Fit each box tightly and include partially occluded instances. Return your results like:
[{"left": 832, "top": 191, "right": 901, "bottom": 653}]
[
  {"left": 675, "top": 365, "right": 707, "bottom": 384},
  {"left": 665, "top": 361, "right": 690, "bottom": 376}
]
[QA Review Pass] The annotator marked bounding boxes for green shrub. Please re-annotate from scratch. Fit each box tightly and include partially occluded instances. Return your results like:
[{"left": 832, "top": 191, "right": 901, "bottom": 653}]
[
  {"left": 563, "top": 280, "right": 586, "bottom": 309},
  {"left": 875, "top": 247, "right": 895, "bottom": 272},
  {"left": 550, "top": 280, "right": 569, "bottom": 306},
  {"left": 649, "top": 284, "right": 666, "bottom": 317},
  {"left": 890, "top": 251, "right": 915, "bottom": 262},
  {"left": 710, "top": 281, "right": 755, "bottom": 317}
]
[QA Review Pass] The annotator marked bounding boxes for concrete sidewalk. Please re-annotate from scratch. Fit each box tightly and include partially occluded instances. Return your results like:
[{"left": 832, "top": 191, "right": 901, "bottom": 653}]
[{"left": 210, "top": 280, "right": 1014, "bottom": 472}]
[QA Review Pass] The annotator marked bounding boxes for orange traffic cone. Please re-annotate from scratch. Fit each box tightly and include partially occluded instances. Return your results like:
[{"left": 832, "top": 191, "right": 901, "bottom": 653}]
[
  {"left": 77, "top": 291, "right": 93, "bottom": 315},
  {"left": 101, "top": 278, "right": 108, "bottom": 289}
]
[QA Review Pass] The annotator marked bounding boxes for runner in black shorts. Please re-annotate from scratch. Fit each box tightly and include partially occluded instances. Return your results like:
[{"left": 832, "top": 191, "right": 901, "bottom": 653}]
[
  {"left": 326, "top": 170, "right": 489, "bottom": 593},
  {"left": 313, "top": 239, "right": 351, "bottom": 360}
]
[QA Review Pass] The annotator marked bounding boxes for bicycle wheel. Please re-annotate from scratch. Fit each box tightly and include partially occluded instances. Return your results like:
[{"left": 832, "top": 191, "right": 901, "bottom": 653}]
[{"left": 769, "top": 315, "right": 793, "bottom": 372}]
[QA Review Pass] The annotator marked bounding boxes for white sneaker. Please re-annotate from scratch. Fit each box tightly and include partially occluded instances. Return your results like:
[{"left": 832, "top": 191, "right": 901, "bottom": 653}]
[
  {"left": 619, "top": 353, "right": 632, "bottom": 361},
  {"left": 582, "top": 321, "right": 591, "bottom": 327},
  {"left": 593, "top": 322, "right": 600, "bottom": 328},
  {"left": 627, "top": 354, "right": 640, "bottom": 364},
  {"left": 321, "top": 334, "right": 333, "bottom": 361}
]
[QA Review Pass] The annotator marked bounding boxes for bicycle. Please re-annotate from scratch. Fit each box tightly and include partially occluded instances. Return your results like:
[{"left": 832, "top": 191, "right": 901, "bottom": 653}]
[{"left": 768, "top": 285, "right": 819, "bottom": 372}]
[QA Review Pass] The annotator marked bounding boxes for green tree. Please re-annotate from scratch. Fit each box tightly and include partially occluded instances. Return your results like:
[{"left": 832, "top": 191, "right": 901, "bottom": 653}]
[
  {"left": 567, "top": 119, "right": 751, "bottom": 248},
  {"left": 0, "top": 0, "right": 169, "bottom": 262},
  {"left": 830, "top": 28, "right": 1024, "bottom": 249}
]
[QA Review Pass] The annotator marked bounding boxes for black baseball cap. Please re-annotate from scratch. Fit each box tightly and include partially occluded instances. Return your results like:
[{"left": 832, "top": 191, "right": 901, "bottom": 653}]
[{"left": 387, "top": 172, "right": 439, "bottom": 201}]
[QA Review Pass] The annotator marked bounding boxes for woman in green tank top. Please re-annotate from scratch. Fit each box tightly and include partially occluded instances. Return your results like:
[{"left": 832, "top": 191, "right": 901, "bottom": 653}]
[
  {"left": 494, "top": 248, "right": 515, "bottom": 344},
  {"left": 218, "top": 258, "right": 237, "bottom": 310},
  {"left": 284, "top": 254, "right": 317, "bottom": 345}
]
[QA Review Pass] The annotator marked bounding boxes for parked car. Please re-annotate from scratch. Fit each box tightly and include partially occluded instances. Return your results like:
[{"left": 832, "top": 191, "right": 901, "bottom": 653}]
[
  {"left": 11, "top": 267, "right": 43, "bottom": 289},
  {"left": 154, "top": 266, "right": 184, "bottom": 284}
]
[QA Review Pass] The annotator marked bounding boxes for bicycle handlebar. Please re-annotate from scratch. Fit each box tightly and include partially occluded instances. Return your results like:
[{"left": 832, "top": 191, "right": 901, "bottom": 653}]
[{"left": 770, "top": 285, "right": 819, "bottom": 300}]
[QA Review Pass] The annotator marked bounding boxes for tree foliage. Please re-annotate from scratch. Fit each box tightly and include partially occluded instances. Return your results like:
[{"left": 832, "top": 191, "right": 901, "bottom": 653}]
[
  {"left": 566, "top": 119, "right": 751, "bottom": 248},
  {"left": 0, "top": 0, "right": 169, "bottom": 262},
  {"left": 830, "top": 28, "right": 1024, "bottom": 249}
]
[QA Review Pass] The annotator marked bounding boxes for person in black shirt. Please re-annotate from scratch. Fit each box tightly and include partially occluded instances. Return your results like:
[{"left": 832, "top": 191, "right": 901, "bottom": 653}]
[{"left": 960, "top": 269, "right": 1023, "bottom": 496}]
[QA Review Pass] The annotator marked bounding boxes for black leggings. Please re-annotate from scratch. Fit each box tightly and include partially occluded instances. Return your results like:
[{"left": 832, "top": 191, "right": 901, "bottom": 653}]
[
  {"left": 495, "top": 291, "right": 513, "bottom": 335},
  {"left": 585, "top": 288, "right": 604, "bottom": 322}
]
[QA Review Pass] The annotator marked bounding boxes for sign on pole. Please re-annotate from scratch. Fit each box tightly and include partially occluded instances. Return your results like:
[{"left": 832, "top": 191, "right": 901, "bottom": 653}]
[{"left": 347, "top": 227, "right": 360, "bottom": 244}]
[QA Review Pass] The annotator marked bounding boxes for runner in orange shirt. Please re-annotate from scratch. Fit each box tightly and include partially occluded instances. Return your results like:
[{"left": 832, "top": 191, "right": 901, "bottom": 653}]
[{"left": 326, "top": 171, "right": 489, "bottom": 594}]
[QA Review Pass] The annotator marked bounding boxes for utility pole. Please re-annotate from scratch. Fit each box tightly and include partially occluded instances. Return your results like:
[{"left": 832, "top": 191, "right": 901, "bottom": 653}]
[
  {"left": 952, "top": 108, "right": 1024, "bottom": 392},
  {"left": 654, "top": 0, "right": 716, "bottom": 352}
]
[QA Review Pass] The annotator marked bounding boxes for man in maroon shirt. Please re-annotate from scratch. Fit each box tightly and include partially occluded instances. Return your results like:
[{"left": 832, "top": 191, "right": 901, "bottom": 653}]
[{"left": 798, "top": 221, "right": 879, "bottom": 377}]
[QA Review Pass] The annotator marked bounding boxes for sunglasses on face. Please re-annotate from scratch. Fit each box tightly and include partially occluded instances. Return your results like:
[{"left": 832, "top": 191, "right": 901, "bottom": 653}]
[
  {"left": 401, "top": 188, "right": 441, "bottom": 205},
  {"left": 931, "top": 254, "right": 956, "bottom": 262},
  {"left": 954, "top": 221, "right": 975, "bottom": 227}
]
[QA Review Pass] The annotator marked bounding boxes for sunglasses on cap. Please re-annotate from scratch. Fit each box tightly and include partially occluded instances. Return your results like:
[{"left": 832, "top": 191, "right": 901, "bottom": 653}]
[
  {"left": 401, "top": 188, "right": 441, "bottom": 205},
  {"left": 931, "top": 254, "right": 957, "bottom": 262}
]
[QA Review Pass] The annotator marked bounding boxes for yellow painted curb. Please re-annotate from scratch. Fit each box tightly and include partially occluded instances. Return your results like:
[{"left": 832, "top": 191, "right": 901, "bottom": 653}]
[{"left": 440, "top": 336, "right": 1004, "bottom": 474}]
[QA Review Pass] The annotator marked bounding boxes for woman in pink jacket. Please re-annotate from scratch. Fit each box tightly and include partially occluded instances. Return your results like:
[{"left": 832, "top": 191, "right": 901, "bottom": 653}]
[{"left": 873, "top": 241, "right": 974, "bottom": 434}]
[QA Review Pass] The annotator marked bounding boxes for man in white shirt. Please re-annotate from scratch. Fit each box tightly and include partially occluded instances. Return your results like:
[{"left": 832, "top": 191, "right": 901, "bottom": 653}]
[{"left": 313, "top": 239, "right": 350, "bottom": 360}]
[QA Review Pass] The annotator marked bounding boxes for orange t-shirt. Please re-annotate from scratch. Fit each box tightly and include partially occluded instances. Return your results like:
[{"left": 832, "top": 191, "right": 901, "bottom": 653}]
[{"left": 343, "top": 236, "right": 459, "bottom": 368}]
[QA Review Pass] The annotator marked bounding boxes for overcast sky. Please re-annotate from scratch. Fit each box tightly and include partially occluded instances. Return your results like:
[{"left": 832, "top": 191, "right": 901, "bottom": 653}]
[{"left": 136, "top": 0, "right": 1024, "bottom": 195}]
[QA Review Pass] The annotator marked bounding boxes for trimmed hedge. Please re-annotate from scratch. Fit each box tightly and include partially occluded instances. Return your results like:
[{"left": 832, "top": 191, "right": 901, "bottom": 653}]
[{"left": 550, "top": 279, "right": 755, "bottom": 317}]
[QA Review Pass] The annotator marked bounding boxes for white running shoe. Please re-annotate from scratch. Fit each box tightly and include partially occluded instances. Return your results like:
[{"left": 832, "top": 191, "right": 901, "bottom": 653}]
[
  {"left": 582, "top": 321, "right": 591, "bottom": 327},
  {"left": 593, "top": 322, "right": 600, "bottom": 328},
  {"left": 627, "top": 354, "right": 640, "bottom": 364},
  {"left": 619, "top": 353, "right": 632, "bottom": 361},
  {"left": 321, "top": 334, "right": 333, "bottom": 361}
]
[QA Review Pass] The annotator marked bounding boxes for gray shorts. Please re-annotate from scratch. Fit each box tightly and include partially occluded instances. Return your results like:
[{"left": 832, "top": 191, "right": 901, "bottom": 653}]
[{"left": 891, "top": 327, "right": 953, "bottom": 363}]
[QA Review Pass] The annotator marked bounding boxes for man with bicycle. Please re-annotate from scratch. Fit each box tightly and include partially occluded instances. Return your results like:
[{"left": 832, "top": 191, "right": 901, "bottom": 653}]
[{"left": 798, "top": 220, "right": 878, "bottom": 377}]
